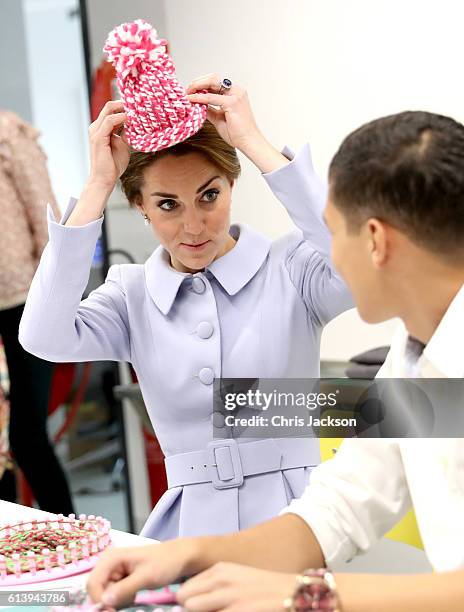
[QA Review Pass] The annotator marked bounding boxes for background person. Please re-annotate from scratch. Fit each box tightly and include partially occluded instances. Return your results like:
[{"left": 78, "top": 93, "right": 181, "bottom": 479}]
[{"left": 0, "top": 110, "right": 74, "bottom": 514}]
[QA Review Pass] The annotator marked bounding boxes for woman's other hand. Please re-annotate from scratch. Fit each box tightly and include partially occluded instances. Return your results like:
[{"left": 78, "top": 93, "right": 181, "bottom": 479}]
[
  {"left": 88, "top": 100, "right": 130, "bottom": 192},
  {"left": 65, "top": 101, "right": 130, "bottom": 225},
  {"left": 86, "top": 539, "right": 198, "bottom": 610},
  {"left": 177, "top": 562, "right": 298, "bottom": 611},
  {"left": 186, "top": 74, "right": 288, "bottom": 173}
]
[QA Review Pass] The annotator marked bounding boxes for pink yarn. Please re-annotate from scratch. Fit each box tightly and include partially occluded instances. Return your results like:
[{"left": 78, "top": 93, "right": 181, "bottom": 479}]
[{"left": 104, "top": 19, "right": 207, "bottom": 152}]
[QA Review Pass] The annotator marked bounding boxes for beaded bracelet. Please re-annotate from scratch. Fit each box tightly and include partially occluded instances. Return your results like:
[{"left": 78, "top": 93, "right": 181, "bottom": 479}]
[{"left": 283, "top": 568, "right": 341, "bottom": 612}]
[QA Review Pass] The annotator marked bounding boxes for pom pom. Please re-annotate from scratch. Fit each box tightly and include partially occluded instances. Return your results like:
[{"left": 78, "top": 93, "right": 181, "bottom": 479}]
[{"left": 104, "top": 19, "right": 167, "bottom": 78}]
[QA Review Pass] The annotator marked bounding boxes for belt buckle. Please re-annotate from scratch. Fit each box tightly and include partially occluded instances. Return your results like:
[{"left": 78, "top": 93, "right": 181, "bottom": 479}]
[{"left": 207, "top": 439, "right": 244, "bottom": 490}]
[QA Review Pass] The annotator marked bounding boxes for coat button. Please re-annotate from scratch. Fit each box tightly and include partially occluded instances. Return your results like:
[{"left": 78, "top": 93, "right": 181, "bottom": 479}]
[
  {"left": 192, "top": 277, "right": 206, "bottom": 294},
  {"left": 211, "top": 412, "right": 226, "bottom": 428},
  {"left": 199, "top": 367, "right": 214, "bottom": 385},
  {"left": 197, "top": 321, "right": 214, "bottom": 339}
]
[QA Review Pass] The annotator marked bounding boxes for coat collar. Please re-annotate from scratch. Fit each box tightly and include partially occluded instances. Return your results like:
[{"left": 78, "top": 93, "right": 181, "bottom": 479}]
[{"left": 144, "top": 224, "right": 271, "bottom": 315}]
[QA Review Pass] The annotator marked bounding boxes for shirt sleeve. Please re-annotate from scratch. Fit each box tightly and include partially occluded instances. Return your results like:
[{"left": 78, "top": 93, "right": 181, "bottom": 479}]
[
  {"left": 7, "top": 120, "right": 61, "bottom": 260},
  {"left": 280, "top": 438, "right": 412, "bottom": 567},
  {"left": 262, "top": 144, "right": 354, "bottom": 325},
  {"left": 19, "top": 200, "right": 131, "bottom": 363}
]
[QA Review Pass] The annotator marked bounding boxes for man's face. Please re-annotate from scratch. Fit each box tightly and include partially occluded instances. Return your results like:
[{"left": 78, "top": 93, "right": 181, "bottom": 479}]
[{"left": 324, "top": 196, "right": 395, "bottom": 324}]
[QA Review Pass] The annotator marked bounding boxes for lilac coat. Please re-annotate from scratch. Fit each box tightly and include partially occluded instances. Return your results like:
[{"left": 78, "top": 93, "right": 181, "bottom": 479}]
[{"left": 19, "top": 145, "right": 353, "bottom": 540}]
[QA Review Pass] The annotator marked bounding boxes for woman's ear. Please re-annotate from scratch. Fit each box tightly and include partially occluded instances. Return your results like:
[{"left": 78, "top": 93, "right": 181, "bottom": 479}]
[{"left": 132, "top": 195, "right": 144, "bottom": 215}]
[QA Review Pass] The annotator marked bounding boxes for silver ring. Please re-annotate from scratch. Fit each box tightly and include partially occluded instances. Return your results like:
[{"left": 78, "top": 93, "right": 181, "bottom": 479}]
[{"left": 218, "top": 78, "right": 232, "bottom": 95}]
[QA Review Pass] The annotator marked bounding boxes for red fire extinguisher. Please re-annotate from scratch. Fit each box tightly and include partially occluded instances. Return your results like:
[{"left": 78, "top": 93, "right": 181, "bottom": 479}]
[{"left": 90, "top": 60, "right": 118, "bottom": 121}]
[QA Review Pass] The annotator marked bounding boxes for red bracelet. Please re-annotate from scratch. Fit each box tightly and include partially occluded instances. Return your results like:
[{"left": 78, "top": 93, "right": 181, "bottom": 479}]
[{"left": 283, "top": 568, "right": 341, "bottom": 611}]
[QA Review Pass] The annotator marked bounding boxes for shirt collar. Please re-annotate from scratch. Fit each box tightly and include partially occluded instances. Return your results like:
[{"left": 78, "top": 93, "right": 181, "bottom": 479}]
[
  {"left": 420, "top": 282, "right": 464, "bottom": 378},
  {"left": 144, "top": 223, "right": 271, "bottom": 315}
]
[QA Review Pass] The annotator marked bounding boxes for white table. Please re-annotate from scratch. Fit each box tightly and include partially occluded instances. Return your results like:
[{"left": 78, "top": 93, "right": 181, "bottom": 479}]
[{"left": 0, "top": 500, "right": 154, "bottom": 596}]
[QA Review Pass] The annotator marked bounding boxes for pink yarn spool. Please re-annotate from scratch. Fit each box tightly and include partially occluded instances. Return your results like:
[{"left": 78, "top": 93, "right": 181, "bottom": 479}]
[{"left": 104, "top": 19, "right": 207, "bottom": 152}]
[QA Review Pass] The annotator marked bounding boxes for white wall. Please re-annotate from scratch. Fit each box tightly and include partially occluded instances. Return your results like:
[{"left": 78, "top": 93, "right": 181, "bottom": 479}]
[
  {"left": 163, "top": 0, "right": 464, "bottom": 360},
  {"left": 86, "top": 0, "right": 167, "bottom": 71},
  {"left": 0, "top": 0, "right": 32, "bottom": 121},
  {"left": 23, "top": 0, "right": 90, "bottom": 208}
]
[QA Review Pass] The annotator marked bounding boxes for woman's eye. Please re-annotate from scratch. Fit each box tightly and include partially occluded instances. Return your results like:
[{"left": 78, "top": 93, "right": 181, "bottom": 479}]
[
  {"left": 158, "top": 200, "right": 177, "bottom": 211},
  {"left": 201, "top": 189, "right": 219, "bottom": 203}
]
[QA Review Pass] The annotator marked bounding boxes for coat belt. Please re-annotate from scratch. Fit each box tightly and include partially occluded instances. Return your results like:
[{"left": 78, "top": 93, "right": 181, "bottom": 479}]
[{"left": 165, "top": 438, "right": 318, "bottom": 490}]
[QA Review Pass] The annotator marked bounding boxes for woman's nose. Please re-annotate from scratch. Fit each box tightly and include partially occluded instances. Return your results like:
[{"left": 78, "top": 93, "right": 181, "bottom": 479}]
[{"left": 183, "top": 209, "right": 204, "bottom": 235}]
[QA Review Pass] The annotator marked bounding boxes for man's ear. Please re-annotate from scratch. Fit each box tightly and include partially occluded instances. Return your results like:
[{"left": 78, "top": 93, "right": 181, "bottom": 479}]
[{"left": 367, "top": 218, "right": 389, "bottom": 268}]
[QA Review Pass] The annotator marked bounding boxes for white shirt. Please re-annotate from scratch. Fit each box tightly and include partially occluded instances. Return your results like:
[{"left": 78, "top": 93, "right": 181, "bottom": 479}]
[{"left": 283, "top": 283, "right": 464, "bottom": 572}]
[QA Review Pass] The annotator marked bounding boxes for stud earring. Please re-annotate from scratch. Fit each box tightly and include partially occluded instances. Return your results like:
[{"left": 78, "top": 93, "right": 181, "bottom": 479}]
[{"left": 143, "top": 214, "right": 150, "bottom": 226}]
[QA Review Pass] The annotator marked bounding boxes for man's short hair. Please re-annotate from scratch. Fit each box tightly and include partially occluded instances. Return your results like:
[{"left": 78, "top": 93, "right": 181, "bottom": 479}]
[{"left": 329, "top": 111, "right": 464, "bottom": 258}]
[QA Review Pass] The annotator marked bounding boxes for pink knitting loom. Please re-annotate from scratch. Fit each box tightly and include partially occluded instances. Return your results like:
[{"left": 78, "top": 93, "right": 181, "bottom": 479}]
[{"left": 0, "top": 514, "right": 111, "bottom": 586}]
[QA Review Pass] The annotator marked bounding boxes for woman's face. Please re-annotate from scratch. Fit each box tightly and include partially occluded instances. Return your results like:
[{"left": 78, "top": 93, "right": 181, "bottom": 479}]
[{"left": 137, "top": 152, "right": 235, "bottom": 273}]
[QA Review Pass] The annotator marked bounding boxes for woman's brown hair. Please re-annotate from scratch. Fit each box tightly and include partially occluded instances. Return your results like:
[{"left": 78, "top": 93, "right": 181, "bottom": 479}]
[{"left": 120, "top": 120, "right": 241, "bottom": 207}]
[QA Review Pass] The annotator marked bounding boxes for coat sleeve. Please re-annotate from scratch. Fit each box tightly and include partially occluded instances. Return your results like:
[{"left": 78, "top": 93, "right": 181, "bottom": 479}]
[
  {"left": 280, "top": 438, "right": 412, "bottom": 567},
  {"left": 19, "top": 200, "right": 130, "bottom": 363},
  {"left": 262, "top": 145, "right": 354, "bottom": 325}
]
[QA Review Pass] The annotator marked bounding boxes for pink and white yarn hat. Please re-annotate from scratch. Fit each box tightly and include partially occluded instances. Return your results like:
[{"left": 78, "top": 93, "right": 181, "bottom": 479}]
[{"left": 104, "top": 19, "right": 207, "bottom": 152}]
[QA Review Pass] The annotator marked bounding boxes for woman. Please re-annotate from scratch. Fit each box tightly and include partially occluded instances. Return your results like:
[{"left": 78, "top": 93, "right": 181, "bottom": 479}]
[{"left": 19, "top": 75, "right": 352, "bottom": 540}]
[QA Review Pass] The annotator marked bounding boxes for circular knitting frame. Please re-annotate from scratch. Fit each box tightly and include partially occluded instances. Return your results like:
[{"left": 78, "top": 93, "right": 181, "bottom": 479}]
[
  {"left": 104, "top": 20, "right": 207, "bottom": 152},
  {"left": 0, "top": 514, "right": 111, "bottom": 585}
]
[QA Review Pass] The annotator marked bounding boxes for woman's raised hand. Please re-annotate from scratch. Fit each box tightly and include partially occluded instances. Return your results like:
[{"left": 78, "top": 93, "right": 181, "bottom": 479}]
[
  {"left": 186, "top": 74, "right": 263, "bottom": 151},
  {"left": 186, "top": 74, "right": 289, "bottom": 174},
  {"left": 65, "top": 101, "right": 130, "bottom": 226},
  {"left": 88, "top": 100, "right": 130, "bottom": 191}
]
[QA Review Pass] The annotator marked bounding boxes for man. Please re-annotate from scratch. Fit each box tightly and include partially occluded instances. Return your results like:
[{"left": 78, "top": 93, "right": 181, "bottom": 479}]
[{"left": 88, "top": 111, "right": 464, "bottom": 611}]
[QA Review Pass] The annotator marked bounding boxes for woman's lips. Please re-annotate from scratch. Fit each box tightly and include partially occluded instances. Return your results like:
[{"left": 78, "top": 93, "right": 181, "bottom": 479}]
[{"left": 180, "top": 240, "right": 211, "bottom": 252}]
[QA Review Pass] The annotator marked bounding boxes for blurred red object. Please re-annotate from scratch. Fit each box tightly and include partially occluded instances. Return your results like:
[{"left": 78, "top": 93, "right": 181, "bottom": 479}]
[
  {"left": 19, "top": 363, "right": 91, "bottom": 507},
  {"left": 91, "top": 60, "right": 117, "bottom": 121}
]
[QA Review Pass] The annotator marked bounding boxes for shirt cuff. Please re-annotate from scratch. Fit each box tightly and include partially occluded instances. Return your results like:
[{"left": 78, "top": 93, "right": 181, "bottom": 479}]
[
  {"left": 47, "top": 197, "right": 104, "bottom": 229},
  {"left": 262, "top": 143, "right": 311, "bottom": 180},
  {"left": 45, "top": 198, "right": 104, "bottom": 275}
]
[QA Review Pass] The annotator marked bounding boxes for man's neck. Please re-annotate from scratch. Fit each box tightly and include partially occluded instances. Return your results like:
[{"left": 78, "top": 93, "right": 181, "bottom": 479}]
[{"left": 400, "top": 271, "right": 464, "bottom": 345}]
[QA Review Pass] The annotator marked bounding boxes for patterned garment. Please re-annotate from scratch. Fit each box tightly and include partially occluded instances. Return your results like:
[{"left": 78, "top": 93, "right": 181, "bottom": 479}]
[{"left": 0, "top": 111, "right": 60, "bottom": 310}]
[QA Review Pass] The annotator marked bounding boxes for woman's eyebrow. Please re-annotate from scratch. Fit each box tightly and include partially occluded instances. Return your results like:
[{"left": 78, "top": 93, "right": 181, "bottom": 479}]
[
  {"left": 196, "top": 176, "right": 220, "bottom": 193},
  {"left": 150, "top": 176, "right": 220, "bottom": 198}
]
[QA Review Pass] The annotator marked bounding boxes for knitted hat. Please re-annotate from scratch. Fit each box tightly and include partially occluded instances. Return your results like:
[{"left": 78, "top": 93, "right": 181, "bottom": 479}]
[{"left": 103, "top": 19, "right": 207, "bottom": 152}]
